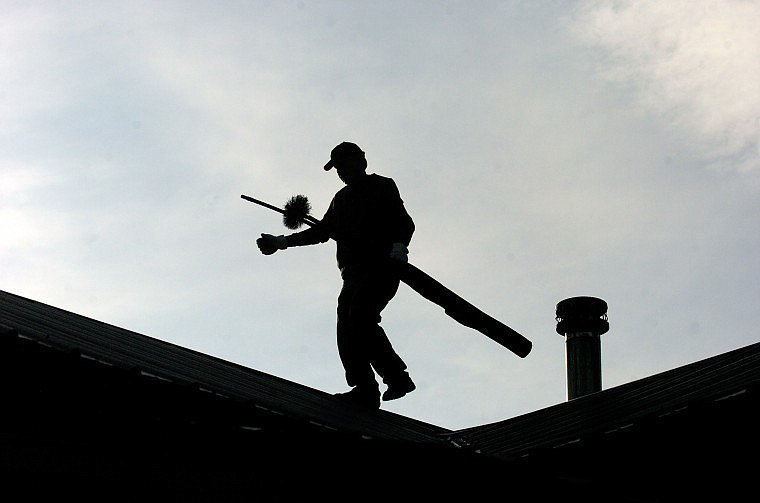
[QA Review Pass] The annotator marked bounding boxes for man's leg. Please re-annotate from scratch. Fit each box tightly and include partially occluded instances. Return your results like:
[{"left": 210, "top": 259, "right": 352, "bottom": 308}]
[
  {"left": 368, "top": 322, "right": 416, "bottom": 401},
  {"left": 334, "top": 272, "right": 380, "bottom": 408},
  {"left": 356, "top": 268, "right": 416, "bottom": 401},
  {"left": 337, "top": 273, "right": 376, "bottom": 388}
]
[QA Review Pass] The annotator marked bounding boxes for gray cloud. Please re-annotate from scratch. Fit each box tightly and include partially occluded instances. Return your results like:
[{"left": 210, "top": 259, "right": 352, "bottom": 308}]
[{"left": 571, "top": 0, "right": 760, "bottom": 172}]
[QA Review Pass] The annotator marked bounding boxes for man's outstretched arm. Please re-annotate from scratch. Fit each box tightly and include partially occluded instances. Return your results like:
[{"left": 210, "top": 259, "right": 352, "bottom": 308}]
[{"left": 257, "top": 206, "right": 332, "bottom": 255}]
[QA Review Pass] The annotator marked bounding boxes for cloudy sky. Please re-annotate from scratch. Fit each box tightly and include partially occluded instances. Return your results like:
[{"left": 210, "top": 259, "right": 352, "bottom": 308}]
[{"left": 3, "top": 0, "right": 759, "bottom": 430}]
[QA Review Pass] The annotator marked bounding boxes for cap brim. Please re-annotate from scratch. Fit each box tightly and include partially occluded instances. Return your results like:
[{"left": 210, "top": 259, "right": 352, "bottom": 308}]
[{"left": 323, "top": 161, "right": 334, "bottom": 171}]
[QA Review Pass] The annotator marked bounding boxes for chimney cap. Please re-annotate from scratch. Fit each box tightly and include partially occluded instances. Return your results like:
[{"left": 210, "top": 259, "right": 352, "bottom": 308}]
[{"left": 556, "top": 296, "right": 609, "bottom": 336}]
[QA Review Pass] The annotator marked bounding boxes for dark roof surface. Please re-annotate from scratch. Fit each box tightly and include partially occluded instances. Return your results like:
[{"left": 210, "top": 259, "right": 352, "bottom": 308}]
[
  {"left": 448, "top": 339, "right": 760, "bottom": 458},
  {"left": 0, "top": 289, "right": 449, "bottom": 445},
  {"left": 4, "top": 288, "right": 759, "bottom": 464}
]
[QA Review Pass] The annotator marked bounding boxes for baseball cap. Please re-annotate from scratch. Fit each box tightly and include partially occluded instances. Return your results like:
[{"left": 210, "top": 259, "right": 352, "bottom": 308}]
[{"left": 323, "top": 141, "right": 365, "bottom": 171}]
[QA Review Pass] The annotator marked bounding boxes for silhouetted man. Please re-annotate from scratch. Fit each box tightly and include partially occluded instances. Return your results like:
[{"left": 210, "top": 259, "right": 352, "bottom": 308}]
[{"left": 256, "top": 141, "right": 416, "bottom": 409}]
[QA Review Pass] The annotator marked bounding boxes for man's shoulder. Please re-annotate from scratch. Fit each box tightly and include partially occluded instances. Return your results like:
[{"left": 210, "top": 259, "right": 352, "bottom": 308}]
[
  {"left": 333, "top": 174, "right": 398, "bottom": 200},
  {"left": 368, "top": 173, "right": 393, "bottom": 182},
  {"left": 367, "top": 173, "right": 397, "bottom": 188}
]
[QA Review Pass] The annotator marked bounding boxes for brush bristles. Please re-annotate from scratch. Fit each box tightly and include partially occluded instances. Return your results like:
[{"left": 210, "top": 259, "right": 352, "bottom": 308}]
[{"left": 283, "top": 194, "right": 311, "bottom": 229}]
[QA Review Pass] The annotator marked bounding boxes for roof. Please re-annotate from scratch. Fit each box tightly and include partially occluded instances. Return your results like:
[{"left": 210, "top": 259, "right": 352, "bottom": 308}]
[
  {"left": 3, "top": 288, "right": 758, "bottom": 461},
  {"left": 0, "top": 289, "right": 449, "bottom": 445},
  {"left": 443, "top": 338, "right": 760, "bottom": 501},
  {"left": 447, "top": 339, "right": 760, "bottom": 459},
  {"left": 3, "top": 289, "right": 758, "bottom": 500}
]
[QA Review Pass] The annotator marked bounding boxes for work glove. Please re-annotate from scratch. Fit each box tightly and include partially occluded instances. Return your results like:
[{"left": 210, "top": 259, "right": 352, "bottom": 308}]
[
  {"left": 257, "top": 233, "right": 288, "bottom": 255},
  {"left": 389, "top": 242, "right": 409, "bottom": 264}
]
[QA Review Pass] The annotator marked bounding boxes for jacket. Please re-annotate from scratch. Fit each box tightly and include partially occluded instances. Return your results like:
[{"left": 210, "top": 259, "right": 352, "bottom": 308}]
[{"left": 287, "top": 174, "right": 415, "bottom": 270}]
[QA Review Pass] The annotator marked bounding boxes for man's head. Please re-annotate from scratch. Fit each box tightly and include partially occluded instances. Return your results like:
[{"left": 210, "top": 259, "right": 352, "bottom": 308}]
[
  {"left": 324, "top": 142, "right": 367, "bottom": 184},
  {"left": 325, "top": 141, "right": 367, "bottom": 184},
  {"left": 323, "top": 141, "right": 366, "bottom": 171}
]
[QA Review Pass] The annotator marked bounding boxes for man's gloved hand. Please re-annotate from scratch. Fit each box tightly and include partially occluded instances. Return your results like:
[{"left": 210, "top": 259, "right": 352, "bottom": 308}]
[
  {"left": 257, "top": 233, "right": 288, "bottom": 255},
  {"left": 389, "top": 242, "right": 409, "bottom": 264}
]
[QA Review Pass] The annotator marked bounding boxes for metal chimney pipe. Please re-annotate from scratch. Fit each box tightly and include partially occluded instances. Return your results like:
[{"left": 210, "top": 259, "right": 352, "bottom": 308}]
[{"left": 556, "top": 296, "right": 609, "bottom": 400}]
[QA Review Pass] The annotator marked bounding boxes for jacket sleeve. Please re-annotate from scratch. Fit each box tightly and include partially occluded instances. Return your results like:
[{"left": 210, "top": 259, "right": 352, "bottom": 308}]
[{"left": 284, "top": 200, "right": 334, "bottom": 247}]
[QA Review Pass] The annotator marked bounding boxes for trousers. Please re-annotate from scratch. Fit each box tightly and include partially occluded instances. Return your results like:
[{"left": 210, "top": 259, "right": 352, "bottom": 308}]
[{"left": 336, "top": 264, "right": 407, "bottom": 388}]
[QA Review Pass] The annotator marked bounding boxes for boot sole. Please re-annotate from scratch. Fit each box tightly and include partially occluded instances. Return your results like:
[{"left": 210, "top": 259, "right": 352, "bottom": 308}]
[{"left": 382, "top": 383, "right": 416, "bottom": 401}]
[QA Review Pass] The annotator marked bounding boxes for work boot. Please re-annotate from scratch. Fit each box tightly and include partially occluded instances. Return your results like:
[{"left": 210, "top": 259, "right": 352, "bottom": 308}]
[
  {"left": 334, "top": 385, "right": 381, "bottom": 409},
  {"left": 382, "top": 371, "right": 416, "bottom": 401}
]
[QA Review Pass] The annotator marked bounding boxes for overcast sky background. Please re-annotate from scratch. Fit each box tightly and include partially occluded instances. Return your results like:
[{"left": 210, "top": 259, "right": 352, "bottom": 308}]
[{"left": 3, "top": 0, "right": 759, "bottom": 430}]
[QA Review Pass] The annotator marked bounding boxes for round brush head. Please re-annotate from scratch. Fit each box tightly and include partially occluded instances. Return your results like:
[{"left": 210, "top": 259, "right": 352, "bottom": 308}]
[{"left": 283, "top": 194, "right": 311, "bottom": 229}]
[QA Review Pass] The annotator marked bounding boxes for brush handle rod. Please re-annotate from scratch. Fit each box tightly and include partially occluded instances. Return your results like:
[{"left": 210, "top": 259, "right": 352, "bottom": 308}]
[{"left": 241, "top": 194, "right": 285, "bottom": 215}]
